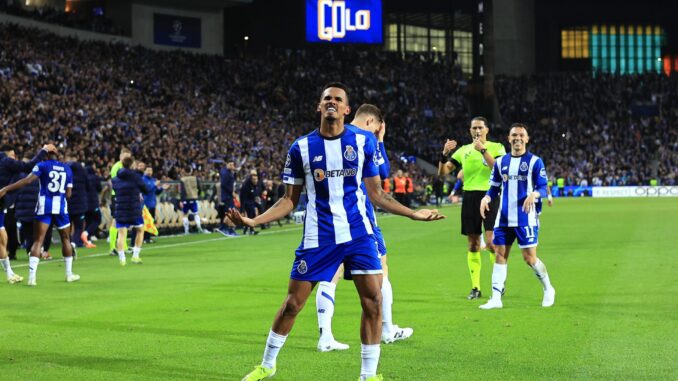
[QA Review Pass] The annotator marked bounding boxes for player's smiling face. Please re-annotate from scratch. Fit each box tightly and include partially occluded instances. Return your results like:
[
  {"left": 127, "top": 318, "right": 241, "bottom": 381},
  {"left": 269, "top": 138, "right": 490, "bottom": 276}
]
[
  {"left": 317, "top": 87, "right": 350, "bottom": 121},
  {"left": 508, "top": 127, "right": 529, "bottom": 154}
]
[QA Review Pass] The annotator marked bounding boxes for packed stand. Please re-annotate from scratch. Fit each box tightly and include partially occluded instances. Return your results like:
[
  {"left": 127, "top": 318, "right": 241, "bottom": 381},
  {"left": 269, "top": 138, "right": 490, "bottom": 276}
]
[
  {"left": 495, "top": 73, "right": 678, "bottom": 185},
  {"left": 0, "top": 23, "right": 469, "bottom": 186},
  {"left": 0, "top": 2, "right": 123, "bottom": 35}
]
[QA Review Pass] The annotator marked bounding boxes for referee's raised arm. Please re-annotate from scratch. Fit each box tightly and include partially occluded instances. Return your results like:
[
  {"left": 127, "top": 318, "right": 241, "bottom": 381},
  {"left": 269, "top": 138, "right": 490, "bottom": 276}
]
[{"left": 437, "top": 139, "right": 458, "bottom": 176}]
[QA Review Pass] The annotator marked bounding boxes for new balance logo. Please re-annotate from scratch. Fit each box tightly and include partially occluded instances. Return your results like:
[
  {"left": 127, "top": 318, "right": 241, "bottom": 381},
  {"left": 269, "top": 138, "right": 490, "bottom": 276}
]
[{"left": 313, "top": 155, "right": 323, "bottom": 162}]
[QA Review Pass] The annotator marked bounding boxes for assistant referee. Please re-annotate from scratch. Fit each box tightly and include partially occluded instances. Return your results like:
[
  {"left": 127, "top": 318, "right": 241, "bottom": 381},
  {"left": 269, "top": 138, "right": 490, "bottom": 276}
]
[{"left": 438, "top": 117, "right": 506, "bottom": 300}]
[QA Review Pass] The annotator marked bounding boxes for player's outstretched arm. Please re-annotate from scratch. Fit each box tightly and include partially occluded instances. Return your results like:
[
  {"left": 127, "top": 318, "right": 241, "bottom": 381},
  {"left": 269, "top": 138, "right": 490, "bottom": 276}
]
[
  {"left": 0, "top": 173, "right": 38, "bottom": 199},
  {"left": 227, "top": 184, "right": 302, "bottom": 228},
  {"left": 364, "top": 176, "right": 445, "bottom": 221}
]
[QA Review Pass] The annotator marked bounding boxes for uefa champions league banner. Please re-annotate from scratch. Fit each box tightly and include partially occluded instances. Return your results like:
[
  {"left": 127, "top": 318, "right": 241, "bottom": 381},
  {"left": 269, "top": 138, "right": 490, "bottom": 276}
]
[
  {"left": 153, "top": 13, "right": 201, "bottom": 48},
  {"left": 592, "top": 186, "right": 678, "bottom": 198},
  {"left": 306, "top": 0, "right": 383, "bottom": 43}
]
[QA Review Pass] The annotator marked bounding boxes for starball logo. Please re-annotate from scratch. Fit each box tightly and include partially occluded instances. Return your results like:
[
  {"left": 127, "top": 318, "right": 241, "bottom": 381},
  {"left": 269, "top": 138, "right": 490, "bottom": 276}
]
[{"left": 317, "top": 0, "right": 371, "bottom": 41}]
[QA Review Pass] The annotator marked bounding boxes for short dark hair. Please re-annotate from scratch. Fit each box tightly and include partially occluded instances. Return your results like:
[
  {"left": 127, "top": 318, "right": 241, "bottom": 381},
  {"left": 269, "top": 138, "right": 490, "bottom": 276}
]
[
  {"left": 122, "top": 156, "right": 134, "bottom": 168},
  {"left": 0, "top": 144, "right": 13, "bottom": 152},
  {"left": 355, "top": 104, "right": 383, "bottom": 121},
  {"left": 509, "top": 123, "right": 529, "bottom": 133},
  {"left": 47, "top": 151, "right": 59, "bottom": 161},
  {"left": 320, "top": 82, "right": 350, "bottom": 103},
  {"left": 471, "top": 116, "right": 489, "bottom": 127}
]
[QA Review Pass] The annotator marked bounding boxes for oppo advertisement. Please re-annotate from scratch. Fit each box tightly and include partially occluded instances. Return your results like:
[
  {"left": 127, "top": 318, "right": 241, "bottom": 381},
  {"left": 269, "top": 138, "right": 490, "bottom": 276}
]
[{"left": 306, "top": 0, "right": 383, "bottom": 43}]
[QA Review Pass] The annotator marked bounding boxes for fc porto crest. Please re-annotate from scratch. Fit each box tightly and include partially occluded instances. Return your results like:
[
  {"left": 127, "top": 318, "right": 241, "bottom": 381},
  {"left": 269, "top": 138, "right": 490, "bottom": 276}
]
[
  {"left": 285, "top": 154, "right": 291, "bottom": 167},
  {"left": 297, "top": 260, "right": 308, "bottom": 274},
  {"left": 520, "top": 162, "right": 528, "bottom": 171},
  {"left": 344, "top": 145, "right": 357, "bottom": 161}
]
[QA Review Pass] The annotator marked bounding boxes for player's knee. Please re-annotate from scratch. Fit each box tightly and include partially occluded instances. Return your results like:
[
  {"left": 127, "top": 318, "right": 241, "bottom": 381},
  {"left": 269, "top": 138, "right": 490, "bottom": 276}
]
[
  {"left": 280, "top": 296, "right": 305, "bottom": 318},
  {"left": 360, "top": 293, "right": 382, "bottom": 317},
  {"left": 494, "top": 251, "right": 507, "bottom": 263},
  {"left": 521, "top": 253, "right": 536, "bottom": 266}
]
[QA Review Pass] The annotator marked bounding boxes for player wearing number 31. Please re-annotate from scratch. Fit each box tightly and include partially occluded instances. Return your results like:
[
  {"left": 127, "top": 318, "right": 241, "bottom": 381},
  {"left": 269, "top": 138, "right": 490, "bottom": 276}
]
[
  {"left": 0, "top": 148, "right": 79, "bottom": 286},
  {"left": 478, "top": 123, "right": 555, "bottom": 309}
]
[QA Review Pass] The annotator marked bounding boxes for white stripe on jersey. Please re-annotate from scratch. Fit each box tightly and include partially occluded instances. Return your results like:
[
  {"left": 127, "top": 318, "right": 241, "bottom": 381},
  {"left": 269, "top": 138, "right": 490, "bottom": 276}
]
[
  {"left": 38, "top": 195, "right": 45, "bottom": 215},
  {"left": 354, "top": 134, "right": 373, "bottom": 235},
  {"left": 325, "top": 139, "right": 352, "bottom": 244},
  {"left": 527, "top": 155, "right": 539, "bottom": 226},
  {"left": 507, "top": 157, "right": 521, "bottom": 226},
  {"left": 51, "top": 196, "right": 61, "bottom": 214},
  {"left": 299, "top": 138, "right": 319, "bottom": 249}
]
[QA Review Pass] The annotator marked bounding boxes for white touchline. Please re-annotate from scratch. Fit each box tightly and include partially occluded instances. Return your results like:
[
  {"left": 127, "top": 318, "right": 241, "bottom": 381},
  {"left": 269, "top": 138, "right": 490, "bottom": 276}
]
[
  {"left": 11, "top": 225, "right": 303, "bottom": 268},
  {"left": 10, "top": 205, "right": 442, "bottom": 269}
]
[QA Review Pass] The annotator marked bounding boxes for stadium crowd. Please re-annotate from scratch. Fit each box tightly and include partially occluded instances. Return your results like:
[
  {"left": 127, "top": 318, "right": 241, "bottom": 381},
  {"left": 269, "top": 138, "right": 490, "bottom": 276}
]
[
  {"left": 496, "top": 73, "right": 678, "bottom": 186},
  {"left": 1, "top": 22, "right": 676, "bottom": 197},
  {"left": 0, "top": 2, "right": 122, "bottom": 35}
]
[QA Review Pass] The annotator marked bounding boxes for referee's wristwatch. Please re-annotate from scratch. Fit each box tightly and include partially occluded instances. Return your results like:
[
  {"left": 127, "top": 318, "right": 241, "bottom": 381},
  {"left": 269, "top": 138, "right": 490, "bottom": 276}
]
[{"left": 479, "top": 148, "right": 487, "bottom": 155}]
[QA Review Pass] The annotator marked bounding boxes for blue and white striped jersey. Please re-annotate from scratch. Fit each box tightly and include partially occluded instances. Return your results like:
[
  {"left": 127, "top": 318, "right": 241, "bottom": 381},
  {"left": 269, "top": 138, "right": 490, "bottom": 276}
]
[
  {"left": 282, "top": 125, "right": 379, "bottom": 249},
  {"left": 487, "top": 152, "right": 548, "bottom": 227},
  {"left": 362, "top": 137, "right": 390, "bottom": 228},
  {"left": 32, "top": 160, "right": 73, "bottom": 215}
]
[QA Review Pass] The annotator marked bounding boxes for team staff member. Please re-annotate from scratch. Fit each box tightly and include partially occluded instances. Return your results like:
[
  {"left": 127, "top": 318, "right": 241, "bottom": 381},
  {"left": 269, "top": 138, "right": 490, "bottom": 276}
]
[
  {"left": 438, "top": 117, "right": 506, "bottom": 300},
  {"left": 392, "top": 170, "right": 409, "bottom": 207},
  {"left": 217, "top": 161, "right": 238, "bottom": 236},
  {"left": 142, "top": 165, "right": 168, "bottom": 242},
  {"left": 82, "top": 163, "right": 104, "bottom": 248},
  {"left": 66, "top": 154, "right": 89, "bottom": 248},
  {"left": 112, "top": 157, "right": 149, "bottom": 265}
]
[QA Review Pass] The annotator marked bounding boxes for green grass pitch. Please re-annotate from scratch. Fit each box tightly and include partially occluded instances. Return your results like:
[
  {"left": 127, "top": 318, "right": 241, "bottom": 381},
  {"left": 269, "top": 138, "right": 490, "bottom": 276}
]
[{"left": 0, "top": 198, "right": 676, "bottom": 380}]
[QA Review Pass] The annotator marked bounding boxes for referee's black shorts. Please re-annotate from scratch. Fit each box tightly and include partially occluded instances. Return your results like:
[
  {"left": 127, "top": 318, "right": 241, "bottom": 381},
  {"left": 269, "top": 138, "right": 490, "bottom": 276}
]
[{"left": 461, "top": 191, "right": 499, "bottom": 236}]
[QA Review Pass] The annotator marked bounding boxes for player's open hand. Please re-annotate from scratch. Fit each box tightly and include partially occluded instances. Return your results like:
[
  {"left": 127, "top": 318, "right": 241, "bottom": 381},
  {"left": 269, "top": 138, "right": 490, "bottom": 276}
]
[
  {"left": 522, "top": 192, "right": 538, "bottom": 213},
  {"left": 443, "top": 139, "right": 457, "bottom": 155},
  {"left": 227, "top": 208, "right": 256, "bottom": 228},
  {"left": 480, "top": 196, "right": 491, "bottom": 219},
  {"left": 410, "top": 208, "right": 446, "bottom": 221}
]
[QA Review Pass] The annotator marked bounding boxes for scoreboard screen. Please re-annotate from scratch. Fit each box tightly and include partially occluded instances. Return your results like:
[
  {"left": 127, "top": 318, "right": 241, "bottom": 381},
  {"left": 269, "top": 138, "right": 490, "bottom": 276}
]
[{"left": 306, "top": 0, "right": 383, "bottom": 44}]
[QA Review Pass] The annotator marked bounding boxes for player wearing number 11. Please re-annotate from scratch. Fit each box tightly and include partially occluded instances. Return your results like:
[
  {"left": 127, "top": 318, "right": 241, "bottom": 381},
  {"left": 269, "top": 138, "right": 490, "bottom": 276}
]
[
  {"left": 0, "top": 149, "right": 79, "bottom": 286},
  {"left": 478, "top": 124, "right": 555, "bottom": 309}
]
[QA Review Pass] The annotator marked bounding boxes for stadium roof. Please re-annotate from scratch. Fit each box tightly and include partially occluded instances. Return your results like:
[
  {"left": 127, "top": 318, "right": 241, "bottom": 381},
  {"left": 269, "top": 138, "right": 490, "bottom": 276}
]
[{"left": 135, "top": 0, "right": 251, "bottom": 11}]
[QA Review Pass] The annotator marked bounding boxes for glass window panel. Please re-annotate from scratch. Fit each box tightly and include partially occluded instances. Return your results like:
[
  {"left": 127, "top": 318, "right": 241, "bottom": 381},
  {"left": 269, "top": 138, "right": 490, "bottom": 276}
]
[
  {"left": 610, "top": 34, "right": 616, "bottom": 73},
  {"left": 646, "top": 33, "right": 653, "bottom": 73},
  {"left": 637, "top": 32, "right": 644, "bottom": 71},
  {"left": 591, "top": 27, "right": 599, "bottom": 71},
  {"left": 655, "top": 33, "right": 662, "bottom": 73},
  {"left": 620, "top": 34, "right": 626, "bottom": 74}
]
